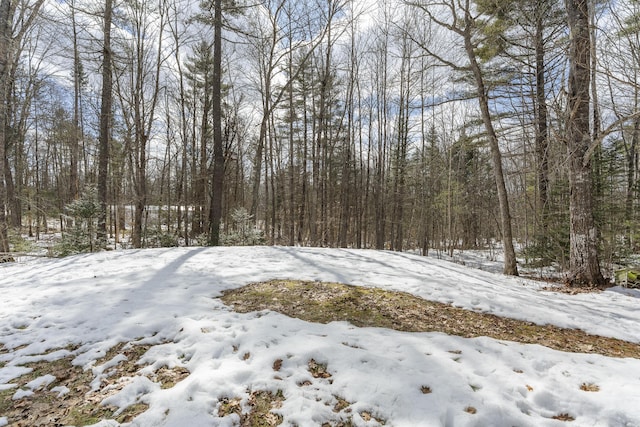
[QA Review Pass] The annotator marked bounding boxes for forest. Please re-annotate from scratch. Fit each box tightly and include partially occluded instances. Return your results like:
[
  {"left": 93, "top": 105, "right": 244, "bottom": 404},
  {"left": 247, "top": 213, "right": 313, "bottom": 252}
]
[{"left": 0, "top": 0, "right": 638, "bottom": 286}]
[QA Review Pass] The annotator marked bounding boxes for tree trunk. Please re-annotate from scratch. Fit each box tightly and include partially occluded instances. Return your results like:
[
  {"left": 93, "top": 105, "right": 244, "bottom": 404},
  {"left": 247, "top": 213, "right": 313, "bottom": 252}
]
[
  {"left": 626, "top": 117, "right": 638, "bottom": 246},
  {"left": 70, "top": 0, "right": 81, "bottom": 201},
  {"left": 0, "top": 0, "right": 10, "bottom": 253},
  {"left": 463, "top": 6, "right": 518, "bottom": 276},
  {"left": 208, "top": 0, "right": 224, "bottom": 246},
  {"left": 97, "top": 0, "right": 113, "bottom": 246},
  {"left": 565, "top": 0, "right": 606, "bottom": 286},
  {"left": 535, "top": 4, "right": 550, "bottom": 234}
]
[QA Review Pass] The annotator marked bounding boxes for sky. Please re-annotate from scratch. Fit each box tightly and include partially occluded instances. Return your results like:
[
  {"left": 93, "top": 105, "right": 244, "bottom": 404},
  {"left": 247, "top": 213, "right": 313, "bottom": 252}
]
[{"left": 1, "top": 246, "right": 640, "bottom": 426}]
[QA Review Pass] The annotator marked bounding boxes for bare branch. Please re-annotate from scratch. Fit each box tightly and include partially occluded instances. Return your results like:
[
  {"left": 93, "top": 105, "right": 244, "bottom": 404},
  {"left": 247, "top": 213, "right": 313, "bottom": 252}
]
[{"left": 583, "top": 110, "right": 640, "bottom": 167}]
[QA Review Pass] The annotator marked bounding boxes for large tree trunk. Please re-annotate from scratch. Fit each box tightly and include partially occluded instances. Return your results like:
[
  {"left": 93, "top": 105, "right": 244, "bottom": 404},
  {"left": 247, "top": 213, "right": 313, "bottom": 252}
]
[
  {"left": 97, "top": 0, "right": 113, "bottom": 245},
  {"left": 565, "top": 0, "right": 606, "bottom": 286},
  {"left": 0, "top": 0, "right": 10, "bottom": 253},
  {"left": 208, "top": 0, "right": 224, "bottom": 246}
]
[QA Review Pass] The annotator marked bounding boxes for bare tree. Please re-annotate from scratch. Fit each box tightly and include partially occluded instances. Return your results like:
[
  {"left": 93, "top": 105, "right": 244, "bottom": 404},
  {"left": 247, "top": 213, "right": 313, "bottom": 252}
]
[
  {"left": 407, "top": 0, "right": 519, "bottom": 275},
  {"left": 113, "top": 0, "right": 168, "bottom": 248},
  {"left": 0, "top": 0, "right": 45, "bottom": 253},
  {"left": 247, "top": 0, "right": 339, "bottom": 224}
]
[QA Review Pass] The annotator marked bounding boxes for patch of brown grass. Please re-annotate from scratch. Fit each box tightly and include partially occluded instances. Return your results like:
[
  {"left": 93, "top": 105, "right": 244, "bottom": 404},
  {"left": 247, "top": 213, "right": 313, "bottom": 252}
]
[{"left": 220, "top": 280, "right": 640, "bottom": 359}]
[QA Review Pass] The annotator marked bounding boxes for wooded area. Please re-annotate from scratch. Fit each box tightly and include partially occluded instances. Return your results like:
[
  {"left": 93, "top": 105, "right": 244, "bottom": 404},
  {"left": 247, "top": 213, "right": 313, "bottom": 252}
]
[{"left": 0, "top": 0, "right": 639, "bottom": 286}]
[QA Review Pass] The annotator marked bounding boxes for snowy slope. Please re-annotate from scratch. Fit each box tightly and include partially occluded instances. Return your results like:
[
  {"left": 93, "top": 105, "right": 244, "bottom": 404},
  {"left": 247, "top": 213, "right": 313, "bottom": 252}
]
[{"left": 1, "top": 246, "right": 639, "bottom": 426}]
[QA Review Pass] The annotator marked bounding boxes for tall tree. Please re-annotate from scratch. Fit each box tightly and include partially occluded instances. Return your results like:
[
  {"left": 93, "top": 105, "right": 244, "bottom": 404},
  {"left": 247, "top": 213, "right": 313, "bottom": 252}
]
[
  {"left": 208, "top": 0, "right": 224, "bottom": 245},
  {"left": 70, "top": 0, "right": 83, "bottom": 201},
  {"left": 0, "top": 0, "right": 11, "bottom": 253},
  {"left": 247, "top": 0, "right": 338, "bottom": 223},
  {"left": 114, "top": 0, "right": 168, "bottom": 248},
  {"left": 407, "top": 0, "right": 519, "bottom": 275},
  {"left": 0, "top": 0, "right": 44, "bottom": 252},
  {"left": 184, "top": 40, "right": 214, "bottom": 237},
  {"left": 608, "top": 0, "right": 640, "bottom": 249},
  {"left": 97, "top": 0, "right": 114, "bottom": 245},
  {"left": 565, "top": 0, "right": 606, "bottom": 285}
]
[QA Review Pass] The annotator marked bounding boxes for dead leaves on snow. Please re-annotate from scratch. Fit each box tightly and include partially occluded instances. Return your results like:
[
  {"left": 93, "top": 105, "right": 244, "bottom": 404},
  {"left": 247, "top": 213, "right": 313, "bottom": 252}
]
[
  {"left": 308, "top": 358, "right": 332, "bottom": 379},
  {"left": 221, "top": 279, "right": 640, "bottom": 359},
  {"left": 217, "top": 390, "right": 284, "bottom": 427},
  {"left": 218, "top": 279, "right": 630, "bottom": 425},
  {"left": 272, "top": 358, "right": 283, "bottom": 371},
  {"left": 0, "top": 342, "right": 190, "bottom": 426},
  {"left": 580, "top": 382, "right": 600, "bottom": 392},
  {"left": 553, "top": 413, "right": 576, "bottom": 421},
  {"left": 218, "top": 358, "right": 385, "bottom": 426}
]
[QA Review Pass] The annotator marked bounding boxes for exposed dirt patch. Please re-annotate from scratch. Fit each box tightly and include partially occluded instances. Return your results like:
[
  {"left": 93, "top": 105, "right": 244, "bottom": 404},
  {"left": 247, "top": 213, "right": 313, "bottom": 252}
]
[
  {"left": 0, "top": 342, "right": 190, "bottom": 426},
  {"left": 220, "top": 280, "right": 640, "bottom": 359}
]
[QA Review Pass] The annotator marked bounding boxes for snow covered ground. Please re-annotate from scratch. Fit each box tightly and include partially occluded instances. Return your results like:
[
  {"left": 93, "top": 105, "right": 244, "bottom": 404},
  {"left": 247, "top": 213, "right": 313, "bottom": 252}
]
[{"left": 1, "top": 246, "right": 640, "bottom": 426}]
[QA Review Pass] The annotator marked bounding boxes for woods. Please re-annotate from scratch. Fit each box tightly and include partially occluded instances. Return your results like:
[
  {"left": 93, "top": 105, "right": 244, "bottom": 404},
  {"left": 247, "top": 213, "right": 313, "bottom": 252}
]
[{"left": 1, "top": 0, "right": 639, "bottom": 285}]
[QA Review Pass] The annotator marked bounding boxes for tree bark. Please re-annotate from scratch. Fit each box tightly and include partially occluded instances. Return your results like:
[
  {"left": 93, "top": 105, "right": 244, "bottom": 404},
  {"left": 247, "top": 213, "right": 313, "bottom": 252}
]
[
  {"left": 0, "top": 0, "right": 10, "bottom": 253},
  {"left": 565, "top": 0, "right": 606, "bottom": 286},
  {"left": 208, "top": 0, "right": 224, "bottom": 245},
  {"left": 97, "top": 0, "right": 113, "bottom": 245}
]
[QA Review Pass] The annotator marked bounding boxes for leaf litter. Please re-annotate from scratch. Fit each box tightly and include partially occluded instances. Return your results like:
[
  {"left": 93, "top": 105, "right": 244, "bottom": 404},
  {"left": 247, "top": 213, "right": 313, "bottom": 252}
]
[
  {"left": 0, "top": 342, "right": 189, "bottom": 426},
  {"left": 221, "top": 279, "right": 640, "bottom": 359}
]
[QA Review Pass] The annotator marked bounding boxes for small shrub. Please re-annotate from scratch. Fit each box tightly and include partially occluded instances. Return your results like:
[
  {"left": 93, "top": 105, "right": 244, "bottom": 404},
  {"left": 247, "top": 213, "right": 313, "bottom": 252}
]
[
  {"left": 145, "top": 227, "right": 179, "bottom": 248},
  {"left": 221, "top": 208, "right": 264, "bottom": 246},
  {"left": 8, "top": 229, "right": 37, "bottom": 253},
  {"left": 53, "top": 187, "right": 100, "bottom": 257},
  {"left": 53, "top": 223, "right": 93, "bottom": 257}
]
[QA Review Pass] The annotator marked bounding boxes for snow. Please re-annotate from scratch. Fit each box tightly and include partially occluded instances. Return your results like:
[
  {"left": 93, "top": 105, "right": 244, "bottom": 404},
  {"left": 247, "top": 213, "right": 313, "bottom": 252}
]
[
  {"left": 51, "top": 385, "right": 70, "bottom": 397},
  {"left": 24, "top": 374, "right": 56, "bottom": 391},
  {"left": 1, "top": 246, "right": 640, "bottom": 426}
]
